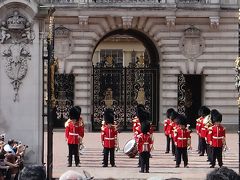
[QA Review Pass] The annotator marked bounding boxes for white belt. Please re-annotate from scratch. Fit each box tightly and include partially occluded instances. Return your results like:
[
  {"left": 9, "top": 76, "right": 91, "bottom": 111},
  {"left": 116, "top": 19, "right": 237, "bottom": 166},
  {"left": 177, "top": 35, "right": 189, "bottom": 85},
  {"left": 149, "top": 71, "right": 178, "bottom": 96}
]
[
  {"left": 213, "top": 136, "right": 224, "bottom": 139},
  {"left": 143, "top": 142, "right": 149, "bottom": 144},
  {"left": 201, "top": 128, "right": 206, "bottom": 130},
  {"left": 69, "top": 132, "right": 79, "bottom": 136},
  {"left": 105, "top": 137, "right": 115, "bottom": 140},
  {"left": 177, "top": 138, "right": 187, "bottom": 140}
]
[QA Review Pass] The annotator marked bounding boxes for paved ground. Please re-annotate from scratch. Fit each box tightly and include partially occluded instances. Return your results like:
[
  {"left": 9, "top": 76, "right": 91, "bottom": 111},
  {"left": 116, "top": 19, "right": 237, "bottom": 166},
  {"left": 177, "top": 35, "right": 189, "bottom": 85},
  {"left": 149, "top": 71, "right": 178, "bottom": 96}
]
[{"left": 45, "top": 131, "right": 239, "bottom": 180}]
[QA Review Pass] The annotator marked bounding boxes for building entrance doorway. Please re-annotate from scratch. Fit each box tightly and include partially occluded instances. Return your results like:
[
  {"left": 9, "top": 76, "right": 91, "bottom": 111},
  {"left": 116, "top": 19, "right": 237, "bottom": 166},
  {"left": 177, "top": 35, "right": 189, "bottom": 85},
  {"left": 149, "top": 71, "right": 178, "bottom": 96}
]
[{"left": 178, "top": 74, "right": 202, "bottom": 128}]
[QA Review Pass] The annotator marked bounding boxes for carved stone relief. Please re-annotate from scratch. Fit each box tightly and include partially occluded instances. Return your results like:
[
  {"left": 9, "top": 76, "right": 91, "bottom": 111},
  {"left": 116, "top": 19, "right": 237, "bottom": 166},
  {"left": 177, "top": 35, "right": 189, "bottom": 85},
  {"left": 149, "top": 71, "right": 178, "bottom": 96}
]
[
  {"left": 209, "top": 16, "right": 220, "bottom": 29},
  {"left": 1, "top": 10, "right": 35, "bottom": 101},
  {"left": 54, "top": 26, "right": 73, "bottom": 73},
  {"left": 165, "top": 16, "right": 176, "bottom": 29},
  {"left": 122, "top": 16, "right": 133, "bottom": 29},
  {"left": 179, "top": 25, "right": 205, "bottom": 59}
]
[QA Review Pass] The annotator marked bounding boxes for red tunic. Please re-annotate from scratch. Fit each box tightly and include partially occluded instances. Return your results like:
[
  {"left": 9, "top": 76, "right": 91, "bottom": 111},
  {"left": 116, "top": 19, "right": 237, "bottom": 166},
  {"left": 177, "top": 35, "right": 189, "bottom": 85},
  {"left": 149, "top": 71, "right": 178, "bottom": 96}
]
[
  {"left": 200, "top": 118, "right": 207, "bottom": 138},
  {"left": 174, "top": 128, "right": 191, "bottom": 148},
  {"left": 101, "top": 125, "right": 118, "bottom": 148},
  {"left": 78, "top": 117, "right": 84, "bottom": 138},
  {"left": 210, "top": 124, "right": 225, "bottom": 147},
  {"left": 206, "top": 127, "right": 212, "bottom": 144},
  {"left": 132, "top": 116, "right": 141, "bottom": 134},
  {"left": 196, "top": 117, "right": 203, "bottom": 135},
  {"left": 169, "top": 122, "right": 178, "bottom": 139},
  {"left": 137, "top": 133, "right": 153, "bottom": 153},
  {"left": 65, "top": 120, "right": 84, "bottom": 144},
  {"left": 164, "top": 118, "right": 171, "bottom": 136}
]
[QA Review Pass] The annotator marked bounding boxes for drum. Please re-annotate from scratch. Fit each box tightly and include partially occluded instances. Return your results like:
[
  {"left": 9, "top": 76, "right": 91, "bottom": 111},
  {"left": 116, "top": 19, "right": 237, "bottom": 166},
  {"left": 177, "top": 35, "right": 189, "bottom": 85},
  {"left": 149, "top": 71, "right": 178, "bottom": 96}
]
[{"left": 123, "top": 139, "right": 138, "bottom": 158}]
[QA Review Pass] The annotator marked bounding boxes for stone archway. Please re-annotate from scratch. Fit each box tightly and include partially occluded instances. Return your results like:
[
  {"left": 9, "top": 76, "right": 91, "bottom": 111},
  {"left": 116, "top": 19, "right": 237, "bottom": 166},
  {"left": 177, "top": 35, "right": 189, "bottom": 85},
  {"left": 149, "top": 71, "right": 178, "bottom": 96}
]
[{"left": 92, "top": 29, "right": 160, "bottom": 131}]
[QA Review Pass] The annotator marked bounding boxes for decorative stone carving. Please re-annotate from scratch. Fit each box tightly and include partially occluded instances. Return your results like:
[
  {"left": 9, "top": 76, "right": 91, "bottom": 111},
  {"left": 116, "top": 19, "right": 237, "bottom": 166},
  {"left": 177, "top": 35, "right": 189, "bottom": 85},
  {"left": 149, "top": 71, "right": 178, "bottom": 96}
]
[
  {"left": 209, "top": 16, "right": 220, "bottom": 29},
  {"left": 2, "top": 43, "right": 31, "bottom": 102},
  {"left": 78, "top": 16, "right": 89, "bottom": 26},
  {"left": 54, "top": 26, "right": 73, "bottom": 73},
  {"left": 122, "top": 16, "right": 133, "bottom": 29},
  {"left": 0, "top": 10, "right": 35, "bottom": 44},
  {"left": 179, "top": 25, "right": 205, "bottom": 59},
  {"left": 166, "top": 16, "right": 176, "bottom": 28},
  {"left": 1, "top": 10, "right": 35, "bottom": 101}
]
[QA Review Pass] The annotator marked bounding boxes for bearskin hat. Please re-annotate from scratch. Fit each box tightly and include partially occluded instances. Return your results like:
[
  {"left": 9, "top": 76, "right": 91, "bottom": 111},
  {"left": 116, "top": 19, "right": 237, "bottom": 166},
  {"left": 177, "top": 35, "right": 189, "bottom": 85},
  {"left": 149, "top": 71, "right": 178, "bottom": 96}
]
[
  {"left": 69, "top": 106, "right": 80, "bottom": 120},
  {"left": 136, "top": 104, "right": 145, "bottom": 117},
  {"left": 138, "top": 109, "right": 150, "bottom": 124},
  {"left": 104, "top": 108, "right": 114, "bottom": 124},
  {"left": 166, "top": 108, "right": 175, "bottom": 119},
  {"left": 177, "top": 114, "right": 187, "bottom": 127},
  {"left": 211, "top": 109, "right": 222, "bottom": 123},
  {"left": 169, "top": 110, "right": 178, "bottom": 121},
  {"left": 198, "top": 106, "right": 210, "bottom": 117},
  {"left": 141, "top": 121, "right": 150, "bottom": 134},
  {"left": 75, "top": 106, "right": 82, "bottom": 115}
]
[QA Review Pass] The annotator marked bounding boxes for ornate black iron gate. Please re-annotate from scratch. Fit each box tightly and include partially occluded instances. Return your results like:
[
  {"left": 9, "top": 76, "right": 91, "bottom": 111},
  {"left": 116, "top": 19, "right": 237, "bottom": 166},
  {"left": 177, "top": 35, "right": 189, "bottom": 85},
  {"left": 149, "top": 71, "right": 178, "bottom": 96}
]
[
  {"left": 92, "top": 66, "right": 159, "bottom": 131},
  {"left": 53, "top": 74, "right": 75, "bottom": 128}
]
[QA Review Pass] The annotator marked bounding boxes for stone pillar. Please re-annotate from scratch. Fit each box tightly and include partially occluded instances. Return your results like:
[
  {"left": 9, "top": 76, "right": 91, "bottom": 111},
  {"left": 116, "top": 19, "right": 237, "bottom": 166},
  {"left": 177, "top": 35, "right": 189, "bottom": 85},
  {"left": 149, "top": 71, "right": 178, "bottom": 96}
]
[{"left": 0, "top": 5, "right": 42, "bottom": 164}]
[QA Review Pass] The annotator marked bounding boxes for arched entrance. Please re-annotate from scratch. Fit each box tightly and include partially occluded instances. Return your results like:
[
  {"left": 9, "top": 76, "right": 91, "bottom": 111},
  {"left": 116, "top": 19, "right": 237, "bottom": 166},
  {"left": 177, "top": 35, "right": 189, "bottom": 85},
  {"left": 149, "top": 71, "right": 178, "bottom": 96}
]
[{"left": 92, "top": 29, "right": 160, "bottom": 131}]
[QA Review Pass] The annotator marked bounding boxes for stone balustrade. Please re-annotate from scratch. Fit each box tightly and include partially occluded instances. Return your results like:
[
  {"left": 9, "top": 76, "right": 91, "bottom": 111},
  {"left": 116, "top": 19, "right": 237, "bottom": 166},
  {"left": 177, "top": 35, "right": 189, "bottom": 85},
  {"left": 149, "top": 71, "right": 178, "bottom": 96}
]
[{"left": 0, "top": 0, "right": 238, "bottom": 8}]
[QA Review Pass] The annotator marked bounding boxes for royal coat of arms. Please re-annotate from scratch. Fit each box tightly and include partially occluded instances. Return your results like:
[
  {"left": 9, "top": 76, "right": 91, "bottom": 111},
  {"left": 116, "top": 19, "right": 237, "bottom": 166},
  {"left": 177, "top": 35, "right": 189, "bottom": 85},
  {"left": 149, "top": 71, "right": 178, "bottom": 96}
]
[{"left": 179, "top": 25, "right": 205, "bottom": 59}]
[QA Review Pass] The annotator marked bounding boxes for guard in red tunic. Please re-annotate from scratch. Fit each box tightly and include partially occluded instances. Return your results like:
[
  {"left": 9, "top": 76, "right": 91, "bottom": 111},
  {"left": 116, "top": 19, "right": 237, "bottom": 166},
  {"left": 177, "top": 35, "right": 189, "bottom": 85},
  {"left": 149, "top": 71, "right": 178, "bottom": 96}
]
[
  {"left": 137, "top": 113, "right": 153, "bottom": 173},
  {"left": 209, "top": 110, "right": 226, "bottom": 168},
  {"left": 174, "top": 115, "right": 191, "bottom": 168},
  {"left": 76, "top": 106, "right": 85, "bottom": 155},
  {"left": 65, "top": 106, "right": 83, "bottom": 167},
  {"left": 199, "top": 106, "right": 210, "bottom": 156},
  {"left": 101, "top": 108, "right": 118, "bottom": 167},
  {"left": 164, "top": 108, "right": 175, "bottom": 153},
  {"left": 133, "top": 104, "right": 145, "bottom": 140},
  {"left": 169, "top": 110, "right": 179, "bottom": 157},
  {"left": 196, "top": 107, "right": 206, "bottom": 154}
]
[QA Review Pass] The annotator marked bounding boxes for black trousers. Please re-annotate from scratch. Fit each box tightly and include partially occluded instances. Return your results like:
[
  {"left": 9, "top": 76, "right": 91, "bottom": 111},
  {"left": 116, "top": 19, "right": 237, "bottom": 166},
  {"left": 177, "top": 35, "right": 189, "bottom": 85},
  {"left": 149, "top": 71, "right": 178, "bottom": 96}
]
[
  {"left": 103, "top": 147, "right": 115, "bottom": 166},
  {"left": 68, "top": 144, "right": 79, "bottom": 165},
  {"left": 176, "top": 147, "right": 188, "bottom": 166},
  {"left": 171, "top": 138, "right": 176, "bottom": 155},
  {"left": 140, "top": 151, "right": 150, "bottom": 172},
  {"left": 212, "top": 147, "right": 223, "bottom": 167},
  {"left": 206, "top": 144, "right": 213, "bottom": 163},
  {"left": 200, "top": 137, "right": 207, "bottom": 155},
  {"left": 165, "top": 135, "right": 170, "bottom": 152},
  {"left": 198, "top": 135, "right": 201, "bottom": 152}
]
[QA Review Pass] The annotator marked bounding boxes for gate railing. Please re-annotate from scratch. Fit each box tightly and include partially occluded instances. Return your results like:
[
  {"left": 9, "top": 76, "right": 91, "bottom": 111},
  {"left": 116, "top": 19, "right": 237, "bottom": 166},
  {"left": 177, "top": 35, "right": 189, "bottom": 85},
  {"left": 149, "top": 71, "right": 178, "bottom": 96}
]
[{"left": 92, "top": 66, "right": 159, "bottom": 131}]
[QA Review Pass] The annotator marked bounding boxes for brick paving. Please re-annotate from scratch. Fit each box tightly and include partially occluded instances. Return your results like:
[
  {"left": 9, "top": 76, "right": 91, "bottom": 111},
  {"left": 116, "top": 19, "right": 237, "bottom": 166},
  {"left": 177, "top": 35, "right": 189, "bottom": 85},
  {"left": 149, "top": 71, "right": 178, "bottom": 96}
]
[{"left": 46, "top": 132, "right": 239, "bottom": 179}]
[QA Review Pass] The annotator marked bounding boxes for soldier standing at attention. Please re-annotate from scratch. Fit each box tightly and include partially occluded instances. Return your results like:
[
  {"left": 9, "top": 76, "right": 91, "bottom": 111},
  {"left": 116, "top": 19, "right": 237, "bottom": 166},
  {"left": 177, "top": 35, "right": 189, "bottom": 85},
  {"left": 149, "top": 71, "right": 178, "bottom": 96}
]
[
  {"left": 164, "top": 108, "right": 175, "bottom": 154},
  {"left": 169, "top": 110, "right": 179, "bottom": 158},
  {"left": 65, "top": 106, "right": 83, "bottom": 167},
  {"left": 199, "top": 106, "right": 210, "bottom": 156},
  {"left": 101, "top": 108, "right": 118, "bottom": 167},
  {"left": 209, "top": 110, "right": 226, "bottom": 168},
  {"left": 174, "top": 115, "right": 191, "bottom": 168},
  {"left": 137, "top": 111, "right": 153, "bottom": 173},
  {"left": 133, "top": 104, "right": 145, "bottom": 140},
  {"left": 75, "top": 106, "right": 85, "bottom": 155}
]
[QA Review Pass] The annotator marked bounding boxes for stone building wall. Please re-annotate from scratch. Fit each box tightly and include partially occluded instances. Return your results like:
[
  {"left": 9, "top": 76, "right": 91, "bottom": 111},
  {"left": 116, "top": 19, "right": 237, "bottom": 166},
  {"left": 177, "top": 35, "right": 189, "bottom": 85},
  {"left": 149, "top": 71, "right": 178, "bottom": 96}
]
[{"left": 43, "top": 3, "right": 238, "bottom": 130}]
